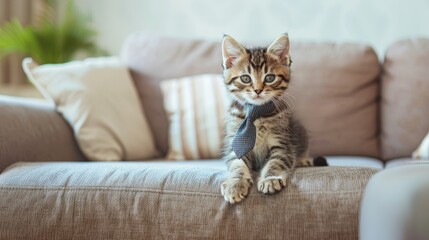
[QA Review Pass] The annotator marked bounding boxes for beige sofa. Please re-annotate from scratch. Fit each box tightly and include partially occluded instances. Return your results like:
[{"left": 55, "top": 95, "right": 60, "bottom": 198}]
[{"left": 0, "top": 34, "right": 428, "bottom": 239}]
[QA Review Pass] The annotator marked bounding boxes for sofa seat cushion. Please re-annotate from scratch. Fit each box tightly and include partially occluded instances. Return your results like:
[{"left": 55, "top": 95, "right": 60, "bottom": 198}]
[
  {"left": 325, "top": 156, "right": 383, "bottom": 169},
  {"left": 385, "top": 158, "right": 429, "bottom": 168},
  {"left": 0, "top": 161, "right": 378, "bottom": 239}
]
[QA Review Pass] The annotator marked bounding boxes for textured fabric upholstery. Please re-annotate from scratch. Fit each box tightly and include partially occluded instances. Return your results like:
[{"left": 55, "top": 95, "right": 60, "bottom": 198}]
[
  {"left": 0, "top": 161, "right": 378, "bottom": 240},
  {"left": 0, "top": 96, "right": 85, "bottom": 172},
  {"left": 381, "top": 38, "right": 429, "bottom": 160}
]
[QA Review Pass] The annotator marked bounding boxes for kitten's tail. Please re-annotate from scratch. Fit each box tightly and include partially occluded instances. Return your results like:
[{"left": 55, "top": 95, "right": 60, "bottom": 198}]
[
  {"left": 313, "top": 156, "right": 328, "bottom": 166},
  {"left": 298, "top": 156, "right": 329, "bottom": 167}
]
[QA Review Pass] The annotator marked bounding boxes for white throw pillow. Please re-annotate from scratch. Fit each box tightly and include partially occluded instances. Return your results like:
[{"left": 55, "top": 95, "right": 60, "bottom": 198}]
[
  {"left": 23, "top": 57, "right": 159, "bottom": 161},
  {"left": 160, "top": 74, "right": 230, "bottom": 160},
  {"left": 413, "top": 132, "right": 429, "bottom": 159}
]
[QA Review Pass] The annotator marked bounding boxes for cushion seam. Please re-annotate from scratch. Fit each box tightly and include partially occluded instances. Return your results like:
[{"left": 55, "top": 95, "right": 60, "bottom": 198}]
[{"left": 0, "top": 186, "right": 365, "bottom": 196}]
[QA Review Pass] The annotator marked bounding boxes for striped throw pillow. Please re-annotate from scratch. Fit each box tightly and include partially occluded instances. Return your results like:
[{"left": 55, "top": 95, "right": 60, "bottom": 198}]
[
  {"left": 160, "top": 74, "right": 230, "bottom": 160},
  {"left": 413, "top": 132, "right": 429, "bottom": 159}
]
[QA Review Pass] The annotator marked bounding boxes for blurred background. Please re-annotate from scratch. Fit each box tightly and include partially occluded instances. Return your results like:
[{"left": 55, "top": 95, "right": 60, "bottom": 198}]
[
  {"left": 75, "top": 0, "right": 429, "bottom": 56},
  {"left": 1, "top": 0, "right": 429, "bottom": 97}
]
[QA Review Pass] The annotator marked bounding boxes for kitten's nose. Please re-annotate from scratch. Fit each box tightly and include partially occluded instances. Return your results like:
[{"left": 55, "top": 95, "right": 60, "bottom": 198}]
[{"left": 254, "top": 89, "right": 263, "bottom": 95}]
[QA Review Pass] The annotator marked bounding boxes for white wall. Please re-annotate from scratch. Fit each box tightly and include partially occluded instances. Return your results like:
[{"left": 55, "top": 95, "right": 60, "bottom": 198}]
[{"left": 74, "top": 0, "right": 429, "bottom": 57}]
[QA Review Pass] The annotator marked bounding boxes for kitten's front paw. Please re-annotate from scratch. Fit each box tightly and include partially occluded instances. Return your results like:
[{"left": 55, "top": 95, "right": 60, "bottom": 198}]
[
  {"left": 221, "top": 177, "right": 253, "bottom": 204},
  {"left": 257, "top": 176, "right": 287, "bottom": 194}
]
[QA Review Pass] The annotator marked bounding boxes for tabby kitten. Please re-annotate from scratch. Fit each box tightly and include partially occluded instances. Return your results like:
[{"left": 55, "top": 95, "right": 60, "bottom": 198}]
[{"left": 221, "top": 34, "right": 325, "bottom": 204}]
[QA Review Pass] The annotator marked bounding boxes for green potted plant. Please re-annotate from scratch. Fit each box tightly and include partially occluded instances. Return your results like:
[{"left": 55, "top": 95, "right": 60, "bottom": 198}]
[{"left": 0, "top": 0, "right": 106, "bottom": 64}]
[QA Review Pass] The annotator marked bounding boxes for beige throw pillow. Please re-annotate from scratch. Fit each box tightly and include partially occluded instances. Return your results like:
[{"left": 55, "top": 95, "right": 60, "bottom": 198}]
[
  {"left": 413, "top": 132, "right": 429, "bottom": 159},
  {"left": 160, "top": 74, "right": 230, "bottom": 160},
  {"left": 23, "top": 57, "right": 159, "bottom": 161}
]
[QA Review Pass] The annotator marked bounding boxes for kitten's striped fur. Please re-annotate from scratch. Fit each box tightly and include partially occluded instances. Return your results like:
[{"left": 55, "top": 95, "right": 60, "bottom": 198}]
[{"left": 220, "top": 34, "right": 326, "bottom": 204}]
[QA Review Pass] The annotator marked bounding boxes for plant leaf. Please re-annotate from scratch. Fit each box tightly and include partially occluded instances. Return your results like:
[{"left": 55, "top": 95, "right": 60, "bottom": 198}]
[{"left": 0, "top": 0, "right": 107, "bottom": 64}]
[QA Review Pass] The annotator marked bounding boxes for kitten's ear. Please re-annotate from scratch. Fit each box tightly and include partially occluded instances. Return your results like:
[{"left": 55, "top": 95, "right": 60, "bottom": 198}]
[
  {"left": 267, "top": 33, "right": 290, "bottom": 65},
  {"left": 222, "top": 35, "right": 246, "bottom": 69}
]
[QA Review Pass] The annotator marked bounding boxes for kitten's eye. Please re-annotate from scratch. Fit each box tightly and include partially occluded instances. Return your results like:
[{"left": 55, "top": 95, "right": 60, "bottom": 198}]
[
  {"left": 264, "top": 74, "right": 276, "bottom": 83},
  {"left": 240, "top": 75, "right": 251, "bottom": 84}
]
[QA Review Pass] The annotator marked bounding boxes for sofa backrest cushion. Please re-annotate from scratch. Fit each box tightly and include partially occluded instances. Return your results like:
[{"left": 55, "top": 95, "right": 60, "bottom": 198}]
[
  {"left": 121, "top": 34, "right": 223, "bottom": 154},
  {"left": 121, "top": 33, "right": 381, "bottom": 158},
  {"left": 381, "top": 39, "right": 429, "bottom": 160},
  {"left": 291, "top": 42, "right": 380, "bottom": 158}
]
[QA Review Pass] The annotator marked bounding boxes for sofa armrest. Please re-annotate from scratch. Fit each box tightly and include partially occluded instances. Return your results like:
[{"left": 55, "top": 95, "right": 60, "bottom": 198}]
[
  {"left": 360, "top": 164, "right": 429, "bottom": 240},
  {"left": 0, "top": 95, "right": 86, "bottom": 172}
]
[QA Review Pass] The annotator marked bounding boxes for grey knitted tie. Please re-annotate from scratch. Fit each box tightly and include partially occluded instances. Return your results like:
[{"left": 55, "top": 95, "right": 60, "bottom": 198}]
[{"left": 232, "top": 101, "right": 276, "bottom": 159}]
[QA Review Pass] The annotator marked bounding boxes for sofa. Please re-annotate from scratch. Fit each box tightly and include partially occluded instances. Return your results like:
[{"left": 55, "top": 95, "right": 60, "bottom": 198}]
[{"left": 0, "top": 34, "right": 428, "bottom": 240}]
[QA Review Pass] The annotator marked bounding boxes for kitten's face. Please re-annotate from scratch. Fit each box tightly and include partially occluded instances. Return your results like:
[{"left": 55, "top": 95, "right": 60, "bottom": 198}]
[{"left": 222, "top": 34, "right": 291, "bottom": 106}]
